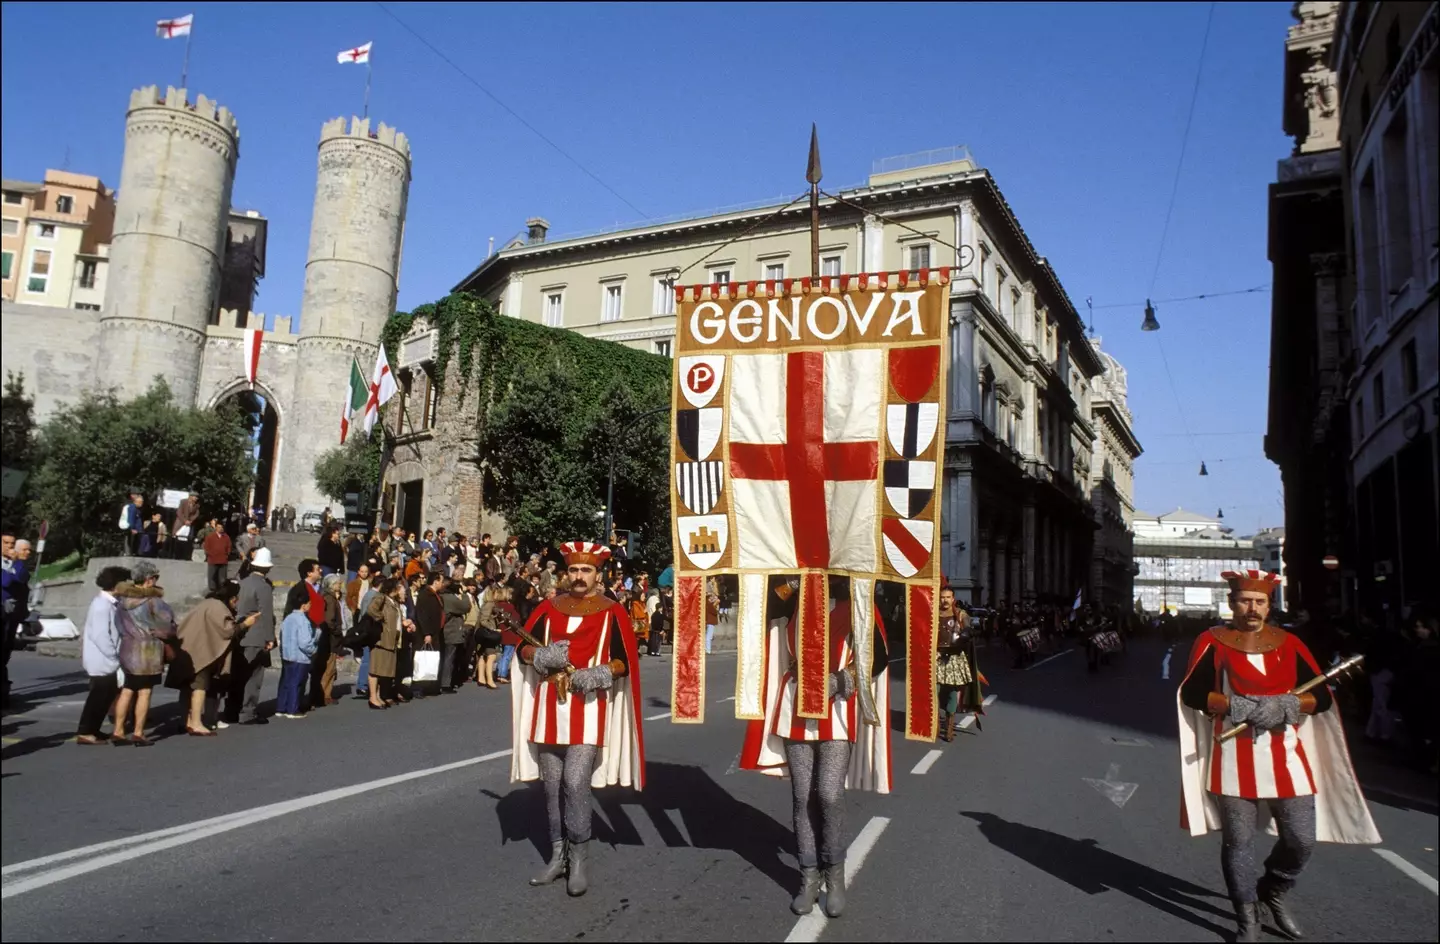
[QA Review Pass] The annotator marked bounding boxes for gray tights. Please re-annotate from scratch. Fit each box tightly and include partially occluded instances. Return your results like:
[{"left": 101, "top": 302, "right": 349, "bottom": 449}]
[
  {"left": 785, "top": 739, "right": 851, "bottom": 869},
  {"left": 537, "top": 744, "right": 599, "bottom": 844},
  {"left": 1216, "top": 794, "right": 1316, "bottom": 902}
]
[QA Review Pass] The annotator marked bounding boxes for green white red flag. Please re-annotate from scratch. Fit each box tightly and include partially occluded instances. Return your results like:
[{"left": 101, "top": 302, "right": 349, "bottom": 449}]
[{"left": 340, "top": 357, "right": 368, "bottom": 443}]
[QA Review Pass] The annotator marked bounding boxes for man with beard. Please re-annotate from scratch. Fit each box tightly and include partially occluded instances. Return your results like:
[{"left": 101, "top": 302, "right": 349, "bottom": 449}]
[
  {"left": 510, "top": 541, "right": 645, "bottom": 898},
  {"left": 1177, "top": 569, "right": 1378, "bottom": 942},
  {"left": 936, "top": 584, "right": 985, "bottom": 742}
]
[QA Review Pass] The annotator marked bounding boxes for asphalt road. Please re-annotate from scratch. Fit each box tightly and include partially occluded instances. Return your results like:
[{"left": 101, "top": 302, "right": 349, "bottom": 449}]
[{"left": 2, "top": 635, "right": 1436, "bottom": 942}]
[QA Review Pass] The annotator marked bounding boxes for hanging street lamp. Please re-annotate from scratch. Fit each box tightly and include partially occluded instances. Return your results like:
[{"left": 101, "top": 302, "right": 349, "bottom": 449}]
[{"left": 1141, "top": 299, "right": 1160, "bottom": 331}]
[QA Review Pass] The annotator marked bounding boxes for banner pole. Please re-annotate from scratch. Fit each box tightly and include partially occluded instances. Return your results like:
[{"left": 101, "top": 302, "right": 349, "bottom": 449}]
[
  {"left": 181, "top": 27, "right": 192, "bottom": 90},
  {"left": 363, "top": 59, "right": 372, "bottom": 120}
]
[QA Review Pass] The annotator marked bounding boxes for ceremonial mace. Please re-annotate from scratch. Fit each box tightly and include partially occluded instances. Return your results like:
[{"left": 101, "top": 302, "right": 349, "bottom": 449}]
[{"left": 1217, "top": 653, "right": 1364, "bottom": 742}]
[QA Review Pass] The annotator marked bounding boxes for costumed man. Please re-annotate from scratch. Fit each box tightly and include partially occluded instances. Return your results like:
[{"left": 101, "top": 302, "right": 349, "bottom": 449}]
[
  {"left": 1177, "top": 569, "right": 1379, "bottom": 942},
  {"left": 936, "top": 583, "right": 985, "bottom": 742},
  {"left": 740, "top": 574, "right": 890, "bottom": 918},
  {"left": 511, "top": 540, "right": 646, "bottom": 898}
]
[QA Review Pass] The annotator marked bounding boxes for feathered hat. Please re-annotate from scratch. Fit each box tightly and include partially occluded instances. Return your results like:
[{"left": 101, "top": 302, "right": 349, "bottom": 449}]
[
  {"left": 1221, "top": 569, "right": 1281, "bottom": 595},
  {"left": 559, "top": 540, "right": 612, "bottom": 568}
]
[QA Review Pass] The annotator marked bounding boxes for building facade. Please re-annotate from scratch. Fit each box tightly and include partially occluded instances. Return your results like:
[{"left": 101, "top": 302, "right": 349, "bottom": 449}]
[
  {"left": 445, "top": 148, "right": 1133, "bottom": 600},
  {"left": 1270, "top": 2, "right": 1438, "bottom": 625},
  {"left": 0, "top": 85, "right": 411, "bottom": 516},
  {"left": 1087, "top": 338, "right": 1142, "bottom": 608},
  {"left": 1, "top": 170, "right": 115, "bottom": 308},
  {"left": 1132, "top": 509, "right": 1265, "bottom": 616},
  {"left": 1334, "top": 1, "right": 1439, "bottom": 623}
]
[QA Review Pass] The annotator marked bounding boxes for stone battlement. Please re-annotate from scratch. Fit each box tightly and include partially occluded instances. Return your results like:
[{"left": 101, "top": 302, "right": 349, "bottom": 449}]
[
  {"left": 128, "top": 85, "right": 239, "bottom": 137},
  {"left": 207, "top": 310, "right": 298, "bottom": 340},
  {"left": 320, "top": 116, "right": 410, "bottom": 158}
]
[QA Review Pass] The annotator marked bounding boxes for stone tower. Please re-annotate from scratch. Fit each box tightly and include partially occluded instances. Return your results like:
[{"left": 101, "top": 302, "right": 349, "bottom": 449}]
[
  {"left": 281, "top": 116, "right": 411, "bottom": 512},
  {"left": 98, "top": 86, "right": 239, "bottom": 405}
]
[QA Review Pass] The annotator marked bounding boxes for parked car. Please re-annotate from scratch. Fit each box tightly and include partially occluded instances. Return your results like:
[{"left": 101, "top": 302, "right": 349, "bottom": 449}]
[{"left": 301, "top": 511, "right": 325, "bottom": 533}]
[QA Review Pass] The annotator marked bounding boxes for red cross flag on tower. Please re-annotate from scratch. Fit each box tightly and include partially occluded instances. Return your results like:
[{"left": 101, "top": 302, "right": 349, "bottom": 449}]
[
  {"left": 668, "top": 272, "right": 951, "bottom": 747},
  {"left": 362, "top": 343, "right": 398, "bottom": 435},
  {"left": 155, "top": 14, "right": 192, "bottom": 38},
  {"left": 337, "top": 41, "right": 372, "bottom": 64}
]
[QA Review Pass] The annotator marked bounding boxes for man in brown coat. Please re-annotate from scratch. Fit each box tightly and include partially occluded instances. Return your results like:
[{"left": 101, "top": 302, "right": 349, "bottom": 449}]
[
  {"left": 202, "top": 520, "right": 232, "bottom": 593},
  {"left": 173, "top": 492, "right": 201, "bottom": 561}
]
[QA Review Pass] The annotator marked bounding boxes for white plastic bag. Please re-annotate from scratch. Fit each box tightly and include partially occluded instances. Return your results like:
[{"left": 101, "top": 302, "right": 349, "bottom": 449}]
[{"left": 412, "top": 648, "right": 440, "bottom": 683}]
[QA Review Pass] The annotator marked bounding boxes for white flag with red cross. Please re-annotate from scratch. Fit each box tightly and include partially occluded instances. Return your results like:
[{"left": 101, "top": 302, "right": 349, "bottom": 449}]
[
  {"left": 362, "top": 343, "right": 398, "bottom": 434},
  {"left": 668, "top": 273, "right": 951, "bottom": 745},
  {"left": 156, "top": 14, "right": 192, "bottom": 38},
  {"left": 338, "top": 41, "right": 372, "bottom": 64}
]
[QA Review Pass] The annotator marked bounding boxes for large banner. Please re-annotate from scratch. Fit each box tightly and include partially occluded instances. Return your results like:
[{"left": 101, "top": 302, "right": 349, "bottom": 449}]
[{"left": 668, "top": 270, "right": 950, "bottom": 740}]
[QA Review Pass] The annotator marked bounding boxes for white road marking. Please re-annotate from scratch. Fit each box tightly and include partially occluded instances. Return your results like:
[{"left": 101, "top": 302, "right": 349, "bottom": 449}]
[
  {"left": 1, "top": 748, "right": 515, "bottom": 898},
  {"left": 1161, "top": 645, "right": 1174, "bottom": 680},
  {"left": 910, "top": 750, "right": 944, "bottom": 775},
  {"left": 724, "top": 752, "right": 741, "bottom": 776},
  {"left": 1024, "top": 649, "right": 1074, "bottom": 671},
  {"left": 982, "top": 694, "right": 998, "bottom": 707},
  {"left": 1374, "top": 849, "right": 1440, "bottom": 895},
  {"left": 959, "top": 714, "right": 976, "bottom": 729},
  {"left": 716, "top": 695, "right": 735, "bottom": 703},
  {"left": 785, "top": 816, "right": 890, "bottom": 942},
  {"left": 645, "top": 711, "right": 672, "bottom": 721},
  {"left": 1082, "top": 762, "right": 1139, "bottom": 809}
]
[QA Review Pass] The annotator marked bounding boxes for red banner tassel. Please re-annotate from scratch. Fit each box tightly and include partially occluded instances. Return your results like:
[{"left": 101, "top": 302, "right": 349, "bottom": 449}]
[
  {"left": 796, "top": 572, "right": 829, "bottom": 719},
  {"left": 672, "top": 576, "right": 705, "bottom": 722},
  {"left": 907, "top": 583, "right": 938, "bottom": 740}
]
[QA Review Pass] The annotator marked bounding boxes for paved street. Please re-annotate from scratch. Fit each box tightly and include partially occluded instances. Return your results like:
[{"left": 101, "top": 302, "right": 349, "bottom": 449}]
[{"left": 2, "top": 635, "right": 1436, "bottom": 942}]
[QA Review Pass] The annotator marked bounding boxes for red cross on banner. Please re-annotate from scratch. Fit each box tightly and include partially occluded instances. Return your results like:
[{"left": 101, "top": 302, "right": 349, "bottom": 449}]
[
  {"left": 729, "top": 351, "right": 878, "bottom": 569},
  {"left": 155, "top": 14, "right": 193, "bottom": 38},
  {"left": 337, "top": 41, "right": 372, "bottom": 64}
]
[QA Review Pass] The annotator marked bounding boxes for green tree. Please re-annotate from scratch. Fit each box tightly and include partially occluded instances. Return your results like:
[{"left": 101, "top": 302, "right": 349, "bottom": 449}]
[
  {"left": 28, "top": 379, "right": 254, "bottom": 558},
  {"left": 313, "top": 435, "right": 382, "bottom": 506},
  {"left": 1, "top": 371, "right": 38, "bottom": 535}
]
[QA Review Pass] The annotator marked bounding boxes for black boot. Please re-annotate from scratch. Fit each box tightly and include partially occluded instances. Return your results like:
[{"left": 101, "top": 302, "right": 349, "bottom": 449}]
[
  {"left": 566, "top": 839, "right": 590, "bottom": 897},
  {"left": 1259, "top": 876, "right": 1303, "bottom": 940},
  {"left": 790, "top": 867, "right": 821, "bottom": 915},
  {"left": 821, "top": 861, "right": 847, "bottom": 918},
  {"left": 1233, "top": 900, "right": 1261, "bottom": 943},
  {"left": 529, "top": 840, "right": 567, "bottom": 886}
]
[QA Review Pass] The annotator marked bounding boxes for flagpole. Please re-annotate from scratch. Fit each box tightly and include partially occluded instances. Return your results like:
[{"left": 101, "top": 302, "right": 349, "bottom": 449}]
[
  {"left": 363, "top": 59, "right": 372, "bottom": 120},
  {"left": 181, "top": 26, "right": 192, "bottom": 90}
]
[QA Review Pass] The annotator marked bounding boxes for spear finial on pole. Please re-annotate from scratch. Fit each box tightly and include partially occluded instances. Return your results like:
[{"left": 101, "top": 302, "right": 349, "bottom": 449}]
[{"left": 807, "top": 123, "right": 822, "bottom": 280}]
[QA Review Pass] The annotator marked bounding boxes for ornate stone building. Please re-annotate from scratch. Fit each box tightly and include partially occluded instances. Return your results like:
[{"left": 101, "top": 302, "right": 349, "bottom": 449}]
[
  {"left": 0, "top": 85, "right": 412, "bottom": 515},
  {"left": 1087, "top": 338, "right": 1142, "bottom": 608}
]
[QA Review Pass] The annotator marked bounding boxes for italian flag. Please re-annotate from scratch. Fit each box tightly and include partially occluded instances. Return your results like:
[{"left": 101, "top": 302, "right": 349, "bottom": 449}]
[{"left": 340, "top": 358, "right": 368, "bottom": 443}]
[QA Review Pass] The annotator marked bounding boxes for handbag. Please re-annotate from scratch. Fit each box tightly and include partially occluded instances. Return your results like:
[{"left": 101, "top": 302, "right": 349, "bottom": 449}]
[{"left": 412, "top": 647, "right": 440, "bottom": 683}]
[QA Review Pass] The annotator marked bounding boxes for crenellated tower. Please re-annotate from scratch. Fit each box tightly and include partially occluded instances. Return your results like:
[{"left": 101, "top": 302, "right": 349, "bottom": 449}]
[
  {"left": 97, "top": 86, "right": 239, "bottom": 405},
  {"left": 280, "top": 116, "right": 412, "bottom": 511}
]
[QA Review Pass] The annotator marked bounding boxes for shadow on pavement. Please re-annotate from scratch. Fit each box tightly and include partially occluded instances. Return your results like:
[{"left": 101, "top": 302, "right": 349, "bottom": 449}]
[
  {"left": 960, "top": 811, "right": 1233, "bottom": 938},
  {"left": 486, "top": 761, "right": 796, "bottom": 893}
]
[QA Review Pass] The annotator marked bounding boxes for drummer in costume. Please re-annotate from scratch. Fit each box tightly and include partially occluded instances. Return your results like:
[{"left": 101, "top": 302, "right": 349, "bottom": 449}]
[
  {"left": 936, "top": 582, "right": 985, "bottom": 742},
  {"left": 1177, "top": 569, "right": 1378, "bottom": 942},
  {"left": 740, "top": 574, "right": 891, "bottom": 918},
  {"left": 511, "top": 540, "right": 646, "bottom": 897}
]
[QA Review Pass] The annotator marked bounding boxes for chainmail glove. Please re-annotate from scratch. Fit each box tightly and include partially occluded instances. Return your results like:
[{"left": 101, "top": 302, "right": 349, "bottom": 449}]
[
  {"left": 827, "top": 669, "right": 856, "bottom": 701},
  {"left": 1277, "top": 693, "right": 1304, "bottom": 726},
  {"left": 569, "top": 663, "right": 614, "bottom": 695},
  {"left": 1246, "top": 696, "right": 1288, "bottom": 731},
  {"left": 531, "top": 640, "right": 571, "bottom": 675},
  {"left": 1226, "top": 693, "right": 1258, "bottom": 728}
]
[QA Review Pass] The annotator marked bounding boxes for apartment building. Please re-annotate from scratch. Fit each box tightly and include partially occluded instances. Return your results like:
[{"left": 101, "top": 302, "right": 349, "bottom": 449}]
[
  {"left": 1335, "top": 1, "right": 1439, "bottom": 622},
  {"left": 1, "top": 170, "right": 115, "bottom": 308},
  {"left": 444, "top": 147, "right": 1129, "bottom": 603}
]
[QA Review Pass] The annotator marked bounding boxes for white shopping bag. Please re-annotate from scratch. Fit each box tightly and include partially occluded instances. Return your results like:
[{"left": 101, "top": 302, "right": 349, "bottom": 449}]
[{"left": 412, "top": 648, "right": 440, "bottom": 683}]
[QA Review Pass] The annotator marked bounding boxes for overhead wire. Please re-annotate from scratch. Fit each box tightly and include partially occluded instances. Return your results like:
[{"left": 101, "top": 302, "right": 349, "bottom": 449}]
[
  {"left": 674, "top": 190, "right": 812, "bottom": 283},
  {"left": 373, "top": 2, "right": 649, "bottom": 220}
]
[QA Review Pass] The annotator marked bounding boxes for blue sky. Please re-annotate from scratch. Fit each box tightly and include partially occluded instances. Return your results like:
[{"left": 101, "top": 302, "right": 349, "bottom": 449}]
[{"left": 0, "top": 1, "right": 1290, "bottom": 529}]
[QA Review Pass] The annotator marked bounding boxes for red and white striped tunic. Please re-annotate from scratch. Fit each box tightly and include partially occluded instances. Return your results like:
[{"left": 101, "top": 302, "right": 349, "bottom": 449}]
[
  {"left": 1201, "top": 633, "right": 1317, "bottom": 799},
  {"left": 770, "top": 604, "right": 856, "bottom": 743},
  {"left": 527, "top": 601, "right": 624, "bottom": 748}
]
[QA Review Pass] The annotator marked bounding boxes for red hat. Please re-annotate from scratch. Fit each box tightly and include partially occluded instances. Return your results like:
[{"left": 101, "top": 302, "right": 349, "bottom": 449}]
[
  {"left": 1221, "top": 569, "right": 1281, "bottom": 595},
  {"left": 559, "top": 541, "right": 611, "bottom": 568}
]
